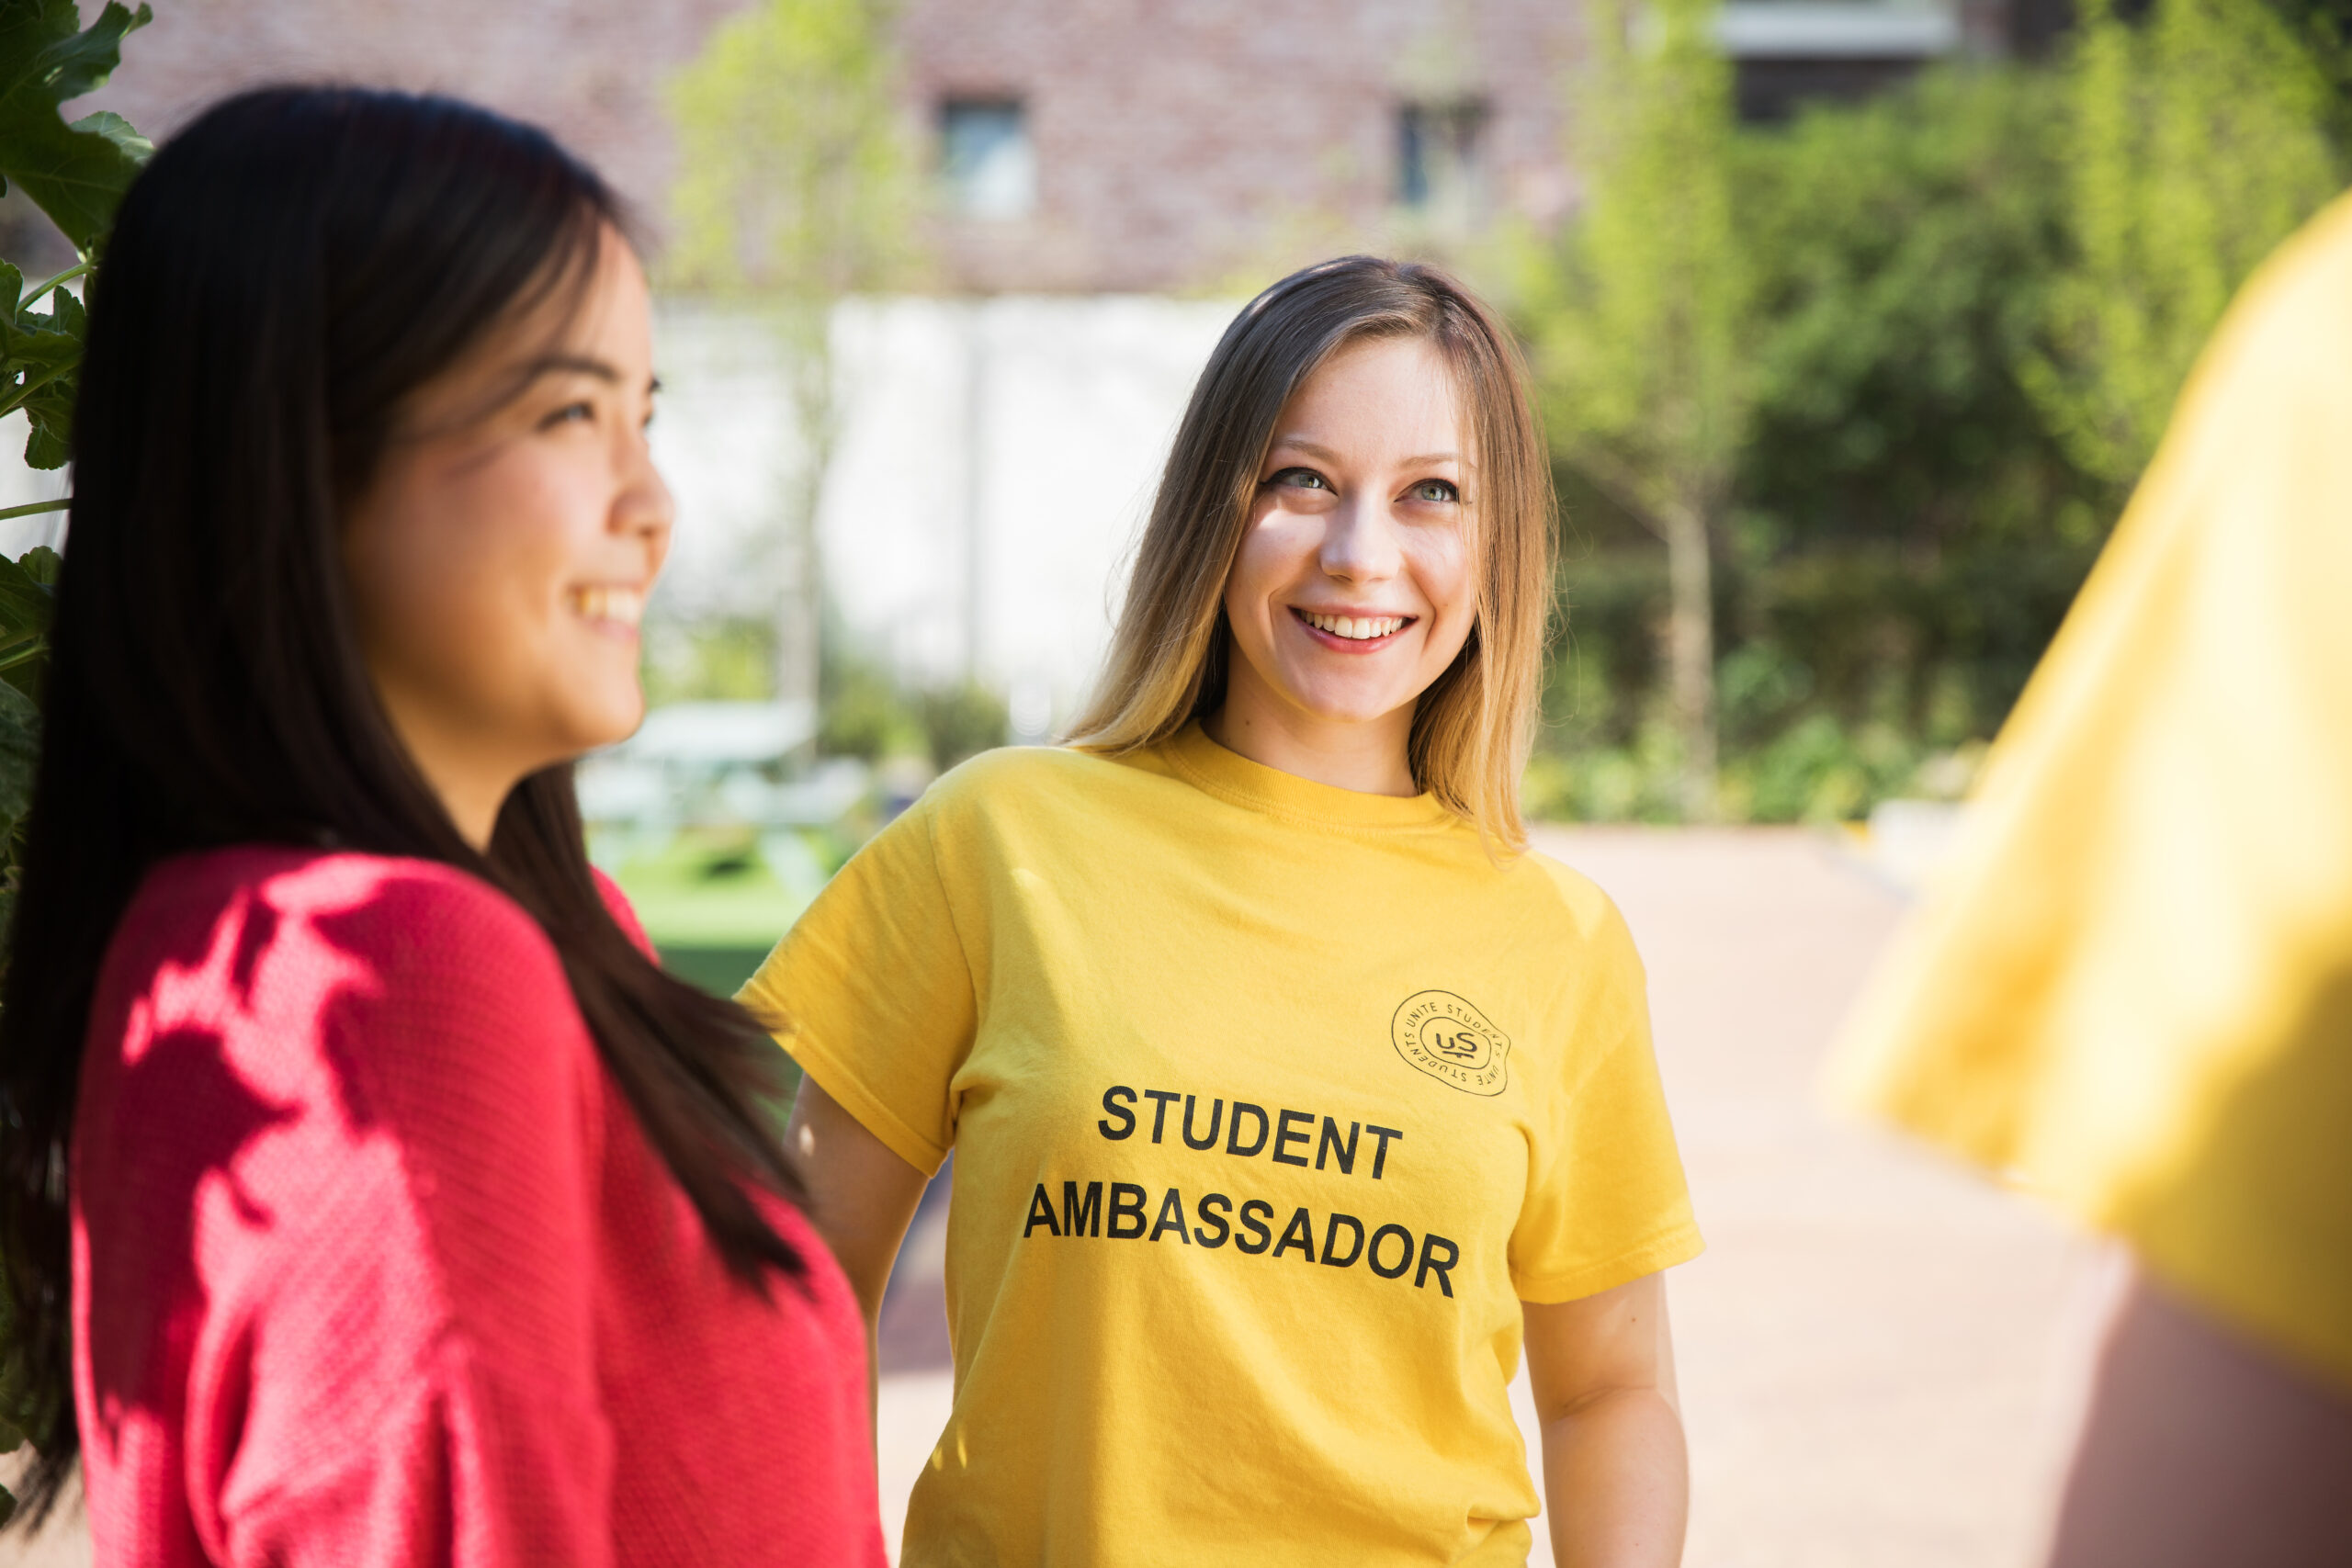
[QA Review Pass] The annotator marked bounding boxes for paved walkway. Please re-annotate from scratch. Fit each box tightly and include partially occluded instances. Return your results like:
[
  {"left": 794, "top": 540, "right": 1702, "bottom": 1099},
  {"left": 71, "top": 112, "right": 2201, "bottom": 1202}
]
[
  {"left": 1556, "top": 829, "right": 2078, "bottom": 1568},
  {"left": 874, "top": 828, "right": 2083, "bottom": 1566}
]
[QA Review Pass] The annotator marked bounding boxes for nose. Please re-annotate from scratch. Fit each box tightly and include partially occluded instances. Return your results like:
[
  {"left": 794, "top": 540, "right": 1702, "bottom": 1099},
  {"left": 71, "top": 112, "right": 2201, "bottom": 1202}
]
[
  {"left": 614, "top": 423, "right": 675, "bottom": 558},
  {"left": 1318, "top": 492, "right": 1404, "bottom": 585}
]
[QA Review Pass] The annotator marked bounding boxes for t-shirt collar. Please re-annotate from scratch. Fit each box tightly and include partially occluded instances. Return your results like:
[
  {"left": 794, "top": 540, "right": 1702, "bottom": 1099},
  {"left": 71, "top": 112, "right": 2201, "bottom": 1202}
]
[{"left": 1160, "top": 719, "right": 1459, "bottom": 832}]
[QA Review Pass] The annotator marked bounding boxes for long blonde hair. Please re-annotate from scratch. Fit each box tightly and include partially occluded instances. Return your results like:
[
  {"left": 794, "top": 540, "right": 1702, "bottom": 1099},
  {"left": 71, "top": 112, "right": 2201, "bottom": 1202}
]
[{"left": 1066, "top": 255, "right": 1555, "bottom": 849}]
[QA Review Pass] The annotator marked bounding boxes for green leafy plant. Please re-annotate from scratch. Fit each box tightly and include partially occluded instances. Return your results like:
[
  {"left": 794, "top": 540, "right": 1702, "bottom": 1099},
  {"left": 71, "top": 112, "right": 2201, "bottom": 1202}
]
[
  {"left": 0, "top": 544, "right": 54, "bottom": 864},
  {"left": 0, "top": 1, "right": 149, "bottom": 486},
  {"left": 0, "top": 0, "right": 150, "bottom": 1522}
]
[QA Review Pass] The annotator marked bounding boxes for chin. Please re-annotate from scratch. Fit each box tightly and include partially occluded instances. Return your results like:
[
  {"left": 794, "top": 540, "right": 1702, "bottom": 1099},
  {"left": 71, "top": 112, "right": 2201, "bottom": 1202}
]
[
  {"left": 563, "top": 691, "right": 648, "bottom": 754},
  {"left": 1285, "top": 686, "right": 1417, "bottom": 727}
]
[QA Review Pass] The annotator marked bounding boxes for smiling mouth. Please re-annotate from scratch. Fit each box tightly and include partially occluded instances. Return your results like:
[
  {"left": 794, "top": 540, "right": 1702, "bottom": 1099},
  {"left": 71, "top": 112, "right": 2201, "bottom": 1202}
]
[
  {"left": 571, "top": 585, "right": 646, "bottom": 630},
  {"left": 1294, "top": 607, "right": 1413, "bottom": 643}
]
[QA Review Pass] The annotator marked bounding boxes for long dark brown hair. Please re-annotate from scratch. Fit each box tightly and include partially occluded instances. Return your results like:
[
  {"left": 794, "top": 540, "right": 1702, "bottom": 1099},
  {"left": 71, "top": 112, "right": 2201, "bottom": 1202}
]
[{"left": 0, "top": 86, "right": 807, "bottom": 1525}]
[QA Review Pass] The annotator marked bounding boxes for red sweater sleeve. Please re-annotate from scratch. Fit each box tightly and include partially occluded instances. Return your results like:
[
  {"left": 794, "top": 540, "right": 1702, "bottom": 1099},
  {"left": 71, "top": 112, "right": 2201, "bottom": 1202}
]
[{"left": 75, "top": 855, "right": 618, "bottom": 1566}]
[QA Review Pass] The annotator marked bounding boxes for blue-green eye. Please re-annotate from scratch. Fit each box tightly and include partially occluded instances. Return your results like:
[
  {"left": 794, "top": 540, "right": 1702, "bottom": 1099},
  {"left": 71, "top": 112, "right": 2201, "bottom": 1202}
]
[
  {"left": 1271, "top": 467, "right": 1330, "bottom": 491},
  {"left": 1410, "top": 479, "right": 1459, "bottom": 503},
  {"left": 542, "top": 400, "right": 594, "bottom": 429}
]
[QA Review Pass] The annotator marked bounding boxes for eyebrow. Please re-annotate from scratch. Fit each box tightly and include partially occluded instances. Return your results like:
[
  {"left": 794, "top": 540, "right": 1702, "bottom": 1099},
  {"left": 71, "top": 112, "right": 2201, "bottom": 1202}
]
[
  {"left": 494, "top": 354, "right": 661, "bottom": 407},
  {"left": 514, "top": 352, "right": 627, "bottom": 386},
  {"left": 418, "top": 355, "right": 656, "bottom": 440},
  {"left": 1272, "top": 436, "right": 1459, "bottom": 467}
]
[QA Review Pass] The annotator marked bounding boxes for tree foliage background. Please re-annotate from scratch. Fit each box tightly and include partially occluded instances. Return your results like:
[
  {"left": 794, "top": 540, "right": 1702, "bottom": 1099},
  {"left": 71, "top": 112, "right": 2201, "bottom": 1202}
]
[{"left": 1515, "top": 0, "right": 2348, "bottom": 822}]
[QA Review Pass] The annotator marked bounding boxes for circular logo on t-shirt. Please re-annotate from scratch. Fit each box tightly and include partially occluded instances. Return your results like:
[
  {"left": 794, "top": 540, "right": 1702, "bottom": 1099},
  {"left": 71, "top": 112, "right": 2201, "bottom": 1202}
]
[{"left": 1391, "top": 990, "right": 1511, "bottom": 1096}]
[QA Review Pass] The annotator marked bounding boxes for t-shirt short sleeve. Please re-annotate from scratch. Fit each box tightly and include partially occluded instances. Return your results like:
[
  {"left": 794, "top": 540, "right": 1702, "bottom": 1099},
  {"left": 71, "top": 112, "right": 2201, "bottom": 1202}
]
[
  {"left": 1509, "top": 899, "right": 1702, "bottom": 1304},
  {"left": 739, "top": 796, "right": 974, "bottom": 1176}
]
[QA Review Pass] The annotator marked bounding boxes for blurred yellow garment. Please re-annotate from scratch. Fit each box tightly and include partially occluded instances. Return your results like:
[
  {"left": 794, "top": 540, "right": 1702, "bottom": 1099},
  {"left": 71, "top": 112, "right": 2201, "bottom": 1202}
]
[{"left": 1826, "top": 189, "right": 2352, "bottom": 1393}]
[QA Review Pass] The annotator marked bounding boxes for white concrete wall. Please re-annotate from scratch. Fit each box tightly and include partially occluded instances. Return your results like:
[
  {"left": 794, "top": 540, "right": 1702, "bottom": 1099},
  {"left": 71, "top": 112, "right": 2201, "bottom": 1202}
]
[
  {"left": 0, "top": 411, "right": 71, "bottom": 561},
  {"left": 653, "top": 294, "right": 1238, "bottom": 738}
]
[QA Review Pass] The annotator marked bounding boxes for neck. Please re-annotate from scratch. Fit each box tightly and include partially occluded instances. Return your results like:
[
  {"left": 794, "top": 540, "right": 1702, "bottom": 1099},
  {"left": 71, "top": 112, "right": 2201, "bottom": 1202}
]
[
  {"left": 1204, "top": 656, "right": 1419, "bottom": 797},
  {"left": 377, "top": 694, "right": 526, "bottom": 853},
  {"left": 424, "top": 770, "right": 514, "bottom": 854}
]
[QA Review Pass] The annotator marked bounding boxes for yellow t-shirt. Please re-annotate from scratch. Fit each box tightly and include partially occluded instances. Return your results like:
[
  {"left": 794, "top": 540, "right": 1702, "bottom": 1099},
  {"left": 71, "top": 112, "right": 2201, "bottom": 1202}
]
[
  {"left": 1826, "top": 188, "right": 2352, "bottom": 1393},
  {"left": 741, "top": 724, "right": 1701, "bottom": 1567}
]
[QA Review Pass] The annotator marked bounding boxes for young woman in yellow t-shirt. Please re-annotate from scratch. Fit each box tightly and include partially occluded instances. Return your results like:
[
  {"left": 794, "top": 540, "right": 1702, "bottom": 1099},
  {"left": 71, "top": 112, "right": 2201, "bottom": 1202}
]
[{"left": 743, "top": 256, "right": 1702, "bottom": 1566}]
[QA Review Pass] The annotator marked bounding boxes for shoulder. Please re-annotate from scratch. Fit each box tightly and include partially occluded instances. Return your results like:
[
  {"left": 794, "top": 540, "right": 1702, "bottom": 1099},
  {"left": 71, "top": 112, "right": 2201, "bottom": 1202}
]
[
  {"left": 1506, "top": 844, "right": 1645, "bottom": 970},
  {"left": 92, "top": 845, "right": 595, "bottom": 1195},
  {"left": 915, "top": 743, "right": 1127, "bottom": 817},
  {"left": 129, "top": 843, "right": 536, "bottom": 941},
  {"left": 117, "top": 845, "right": 575, "bottom": 1032},
  {"left": 877, "top": 744, "right": 1153, "bottom": 855},
  {"left": 91, "top": 852, "right": 612, "bottom": 1429},
  {"left": 110, "top": 850, "right": 599, "bottom": 1199}
]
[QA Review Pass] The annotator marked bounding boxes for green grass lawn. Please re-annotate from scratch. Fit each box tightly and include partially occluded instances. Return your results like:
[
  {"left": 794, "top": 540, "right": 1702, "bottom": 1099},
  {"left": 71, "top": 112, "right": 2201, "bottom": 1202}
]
[{"left": 605, "top": 830, "right": 830, "bottom": 1000}]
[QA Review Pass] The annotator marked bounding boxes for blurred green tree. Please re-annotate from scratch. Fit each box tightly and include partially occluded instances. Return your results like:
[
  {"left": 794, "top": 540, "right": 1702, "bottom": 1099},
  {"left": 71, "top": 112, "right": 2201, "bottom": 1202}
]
[
  {"left": 1522, "top": 19, "right": 2352, "bottom": 825},
  {"left": 1525, "top": 62, "right": 2122, "bottom": 824},
  {"left": 664, "top": 0, "right": 917, "bottom": 724},
  {"left": 1739, "top": 66, "right": 2095, "bottom": 559},
  {"left": 1716, "top": 64, "right": 2109, "bottom": 818},
  {"left": 1516, "top": 0, "right": 1748, "bottom": 819},
  {"left": 815, "top": 655, "right": 924, "bottom": 762},
  {"left": 915, "top": 679, "right": 1009, "bottom": 772},
  {"left": 815, "top": 654, "right": 1007, "bottom": 773},
  {"left": 2021, "top": 0, "right": 2343, "bottom": 484}
]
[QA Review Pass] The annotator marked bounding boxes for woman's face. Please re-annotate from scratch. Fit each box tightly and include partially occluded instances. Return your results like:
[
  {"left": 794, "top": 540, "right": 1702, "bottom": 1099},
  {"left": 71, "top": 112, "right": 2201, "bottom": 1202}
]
[
  {"left": 343, "top": 227, "right": 670, "bottom": 844},
  {"left": 1221, "top": 334, "right": 1477, "bottom": 747}
]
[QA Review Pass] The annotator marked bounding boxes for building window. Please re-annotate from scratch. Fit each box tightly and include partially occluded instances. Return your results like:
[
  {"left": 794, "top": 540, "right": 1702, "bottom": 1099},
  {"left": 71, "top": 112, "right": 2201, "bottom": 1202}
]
[
  {"left": 1397, "top": 101, "right": 1486, "bottom": 220},
  {"left": 940, "top": 98, "right": 1035, "bottom": 220}
]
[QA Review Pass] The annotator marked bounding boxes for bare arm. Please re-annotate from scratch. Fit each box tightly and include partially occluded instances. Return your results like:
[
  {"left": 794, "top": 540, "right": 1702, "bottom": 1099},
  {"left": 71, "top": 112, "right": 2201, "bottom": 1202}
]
[
  {"left": 2044, "top": 1253, "right": 2352, "bottom": 1568},
  {"left": 1522, "top": 1271, "right": 1688, "bottom": 1568},
  {"left": 782, "top": 1073, "right": 932, "bottom": 1391}
]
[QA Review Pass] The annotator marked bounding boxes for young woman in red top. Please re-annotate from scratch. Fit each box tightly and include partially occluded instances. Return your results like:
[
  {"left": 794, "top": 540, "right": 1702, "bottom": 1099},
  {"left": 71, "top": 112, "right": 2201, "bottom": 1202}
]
[{"left": 0, "top": 87, "right": 883, "bottom": 1564}]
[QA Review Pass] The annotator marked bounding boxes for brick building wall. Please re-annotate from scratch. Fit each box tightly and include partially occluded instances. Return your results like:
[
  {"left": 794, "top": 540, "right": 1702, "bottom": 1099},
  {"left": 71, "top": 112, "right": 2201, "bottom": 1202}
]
[
  {"left": 899, "top": 0, "right": 1586, "bottom": 292},
  {"left": 84, "top": 0, "right": 755, "bottom": 231},
  {"left": 69, "top": 0, "right": 1587, "bottom": 294},
  {"left": 51, "top": 0, "right": 2020, "bottom": 295}
]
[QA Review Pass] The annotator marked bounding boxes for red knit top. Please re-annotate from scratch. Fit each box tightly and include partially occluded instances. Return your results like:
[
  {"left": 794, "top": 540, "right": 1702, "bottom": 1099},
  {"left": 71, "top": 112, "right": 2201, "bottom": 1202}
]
[{"left": 70, "top": 846, "right": 884, "bottom": 1565}]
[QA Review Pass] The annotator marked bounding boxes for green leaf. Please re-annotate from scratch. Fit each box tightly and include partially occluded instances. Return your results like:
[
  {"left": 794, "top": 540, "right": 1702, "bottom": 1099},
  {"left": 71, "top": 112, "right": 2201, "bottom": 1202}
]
[
  {"left": 0, "top": 672, "right": 38, "bottom": 833},
  {"left": 73, "top": 103, "right": 146, "bottom": 160},
  {"left": 0, "top": 548, "right": 55, "bottom": 664},
  {"left": 1, "top": 273, "right": 85, "bottom": 464},
  {"left": 0, "top": 2, "right": 153, "bottom": 254},
  {"left": 18, "top": 378, "right": 67, "bottom": 465}
]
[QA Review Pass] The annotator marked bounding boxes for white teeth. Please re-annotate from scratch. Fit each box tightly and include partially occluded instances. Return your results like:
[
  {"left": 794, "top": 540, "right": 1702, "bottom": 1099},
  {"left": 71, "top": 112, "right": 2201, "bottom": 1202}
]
[
  {"left": 574, "top": 586, "right": 645, "bottom": 627},
  {"left": 1302, "top": 610, "right": 1405, "bottom": 640}
]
